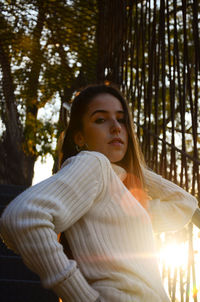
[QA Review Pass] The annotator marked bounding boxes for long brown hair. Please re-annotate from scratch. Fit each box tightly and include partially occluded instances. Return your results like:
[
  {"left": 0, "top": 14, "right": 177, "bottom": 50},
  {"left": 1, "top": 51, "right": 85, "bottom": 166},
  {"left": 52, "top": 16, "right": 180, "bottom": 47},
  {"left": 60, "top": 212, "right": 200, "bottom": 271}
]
[{"left": 60, "top": 84, "right": 148, "bottom": 208}]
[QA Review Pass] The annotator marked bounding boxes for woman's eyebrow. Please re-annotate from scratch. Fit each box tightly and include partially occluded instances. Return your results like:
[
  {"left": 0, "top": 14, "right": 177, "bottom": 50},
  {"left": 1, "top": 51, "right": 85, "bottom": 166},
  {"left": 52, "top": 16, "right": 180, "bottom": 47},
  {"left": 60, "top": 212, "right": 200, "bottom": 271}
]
[{"left": 90, "top": 109, "right": 124, "bottom": 117}]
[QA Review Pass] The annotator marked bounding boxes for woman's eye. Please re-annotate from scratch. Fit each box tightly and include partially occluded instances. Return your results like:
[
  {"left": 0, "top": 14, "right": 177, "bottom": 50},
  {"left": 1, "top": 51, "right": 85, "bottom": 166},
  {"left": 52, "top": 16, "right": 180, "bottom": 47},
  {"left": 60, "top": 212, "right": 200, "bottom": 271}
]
[
  {"left": 95, "top": 118, "right": 105, "bottom": 124},
  {"left": 117, "top": 118, "right": 125, "bottom": 124}
]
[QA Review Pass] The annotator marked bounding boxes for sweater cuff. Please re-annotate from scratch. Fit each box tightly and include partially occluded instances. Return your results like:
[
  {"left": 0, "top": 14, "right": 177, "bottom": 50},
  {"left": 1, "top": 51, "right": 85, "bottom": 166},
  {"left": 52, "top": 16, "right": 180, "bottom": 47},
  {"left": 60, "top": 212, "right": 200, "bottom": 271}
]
[{"left": 53, "top": 268, "right": 100, "bottom": 302}]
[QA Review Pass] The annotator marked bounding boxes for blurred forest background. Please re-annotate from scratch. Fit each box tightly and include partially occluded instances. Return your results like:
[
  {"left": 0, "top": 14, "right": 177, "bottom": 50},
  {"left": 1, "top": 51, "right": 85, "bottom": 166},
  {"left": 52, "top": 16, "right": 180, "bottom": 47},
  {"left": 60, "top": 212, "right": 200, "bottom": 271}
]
[
  {"left": 0, "top": 1, "right": 200, "bottom": 301},
  {"left": 0, "top": 0, "right": 199, "bottom": 202}
]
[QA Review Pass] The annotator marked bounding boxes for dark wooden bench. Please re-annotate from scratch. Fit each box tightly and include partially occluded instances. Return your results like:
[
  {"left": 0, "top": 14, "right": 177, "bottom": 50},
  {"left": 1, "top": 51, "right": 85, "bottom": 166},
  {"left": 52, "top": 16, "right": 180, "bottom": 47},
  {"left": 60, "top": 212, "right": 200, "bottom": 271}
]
[{"left": 0, "top": 184, "right": 58, "bottom": 302}]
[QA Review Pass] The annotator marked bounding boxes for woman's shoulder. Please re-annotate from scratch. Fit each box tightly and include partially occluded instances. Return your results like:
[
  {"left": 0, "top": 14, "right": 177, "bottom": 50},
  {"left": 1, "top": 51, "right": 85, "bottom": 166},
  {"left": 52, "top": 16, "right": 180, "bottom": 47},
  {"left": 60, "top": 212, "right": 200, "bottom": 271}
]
[
  {"left": 142, "top": 167, "right": 162, "bottom": 185},
  {"left": 59, "top": 151, "right": 111, "bottom": 188},
  {"left": 61, "top": 151, "right": 111, "bottom": 178},
  {"left": 62, "top": 151, "right": 110, "bottom": 167}
]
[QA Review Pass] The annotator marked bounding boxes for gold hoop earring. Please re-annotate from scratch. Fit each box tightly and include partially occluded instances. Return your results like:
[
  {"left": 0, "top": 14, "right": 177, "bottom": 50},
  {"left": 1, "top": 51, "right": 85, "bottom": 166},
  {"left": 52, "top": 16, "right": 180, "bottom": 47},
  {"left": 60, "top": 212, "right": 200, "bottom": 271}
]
[
  {"left": 75, "top": 144, "right": 89, "bottom": 152},
  {"left": 75, "top": 145, "right": 82, "bottom": 152}
]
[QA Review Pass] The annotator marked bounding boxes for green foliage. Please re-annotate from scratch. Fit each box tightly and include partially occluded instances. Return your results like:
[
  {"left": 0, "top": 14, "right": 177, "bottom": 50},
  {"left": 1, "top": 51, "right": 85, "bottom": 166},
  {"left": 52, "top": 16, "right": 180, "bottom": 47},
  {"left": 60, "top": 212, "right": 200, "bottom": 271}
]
[
  {"left": 0, "top": 0, "right": 199, "bottom": 187},
  {"left": 0, "top": 0, "right": 98, "bottom": 164}
]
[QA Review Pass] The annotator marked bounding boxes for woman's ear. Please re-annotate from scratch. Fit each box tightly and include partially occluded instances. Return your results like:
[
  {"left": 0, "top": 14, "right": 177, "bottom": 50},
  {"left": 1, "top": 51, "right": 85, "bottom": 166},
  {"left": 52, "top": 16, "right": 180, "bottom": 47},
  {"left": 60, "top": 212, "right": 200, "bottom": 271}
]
[{"left": 73, "top": 131, "right": 85, "bottom": 147}]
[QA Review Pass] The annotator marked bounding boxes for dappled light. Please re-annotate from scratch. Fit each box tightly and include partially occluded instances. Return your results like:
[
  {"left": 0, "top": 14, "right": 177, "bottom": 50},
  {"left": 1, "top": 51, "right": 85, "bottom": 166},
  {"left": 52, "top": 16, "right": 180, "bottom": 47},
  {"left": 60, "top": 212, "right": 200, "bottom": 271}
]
[
  {"left": 0, "top": 0, "right": 199, "bottom": 301},
  {"left": 156, "top": 226, "right": 200, "bottom": 301}
]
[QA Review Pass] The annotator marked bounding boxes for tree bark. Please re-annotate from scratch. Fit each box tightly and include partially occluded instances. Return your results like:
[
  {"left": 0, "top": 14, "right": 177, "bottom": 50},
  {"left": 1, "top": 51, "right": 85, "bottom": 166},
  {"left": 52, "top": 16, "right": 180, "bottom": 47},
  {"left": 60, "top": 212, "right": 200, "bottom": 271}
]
[
  {"left": 0, "top": 3, "right": 46, "bottom": 186},
  {"left": 0, "top": 41, "right": 36, "bottom": 186},
  {"left": 96, "top": 0, "right": 128, "bottom": 84}
]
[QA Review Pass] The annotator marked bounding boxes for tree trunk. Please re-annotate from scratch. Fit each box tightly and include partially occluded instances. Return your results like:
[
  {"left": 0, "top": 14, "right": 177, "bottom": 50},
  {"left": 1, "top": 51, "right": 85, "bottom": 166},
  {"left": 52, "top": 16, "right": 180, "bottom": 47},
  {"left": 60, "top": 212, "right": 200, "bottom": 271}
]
[
  {"left": 96, "top": 0, "right": 128, "bottom": 84},
  {"left": 0, "top": 137, "right": 35, "bottom": 186},
  {"left": 0, "top": 41, "right": 36, "bottom": 186},
  {"left": 0, "top": 3, "right": 45, "bottom": 186}
]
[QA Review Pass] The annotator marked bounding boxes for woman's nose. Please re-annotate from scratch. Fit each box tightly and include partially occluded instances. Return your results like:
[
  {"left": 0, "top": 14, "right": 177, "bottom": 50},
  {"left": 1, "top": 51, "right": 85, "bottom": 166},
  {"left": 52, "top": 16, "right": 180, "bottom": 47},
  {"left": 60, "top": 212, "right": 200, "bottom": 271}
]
[{"left": 110, "top": 119, "right": 121, "bottom": 133}]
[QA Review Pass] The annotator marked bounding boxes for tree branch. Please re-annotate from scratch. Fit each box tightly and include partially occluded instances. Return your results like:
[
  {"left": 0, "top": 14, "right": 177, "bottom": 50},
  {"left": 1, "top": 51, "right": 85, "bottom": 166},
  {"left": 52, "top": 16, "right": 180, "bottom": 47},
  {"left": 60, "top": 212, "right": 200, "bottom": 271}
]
[{"left": 0, "top": 40, "right": 22, "bottom": 141}]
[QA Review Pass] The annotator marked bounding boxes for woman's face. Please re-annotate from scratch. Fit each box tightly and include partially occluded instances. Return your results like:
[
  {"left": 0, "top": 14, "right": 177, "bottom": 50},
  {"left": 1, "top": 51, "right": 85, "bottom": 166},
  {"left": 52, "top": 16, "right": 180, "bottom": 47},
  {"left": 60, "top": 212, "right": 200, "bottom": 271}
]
[{"left": 74, "top": 93, "right": 128, "bottom": 163}]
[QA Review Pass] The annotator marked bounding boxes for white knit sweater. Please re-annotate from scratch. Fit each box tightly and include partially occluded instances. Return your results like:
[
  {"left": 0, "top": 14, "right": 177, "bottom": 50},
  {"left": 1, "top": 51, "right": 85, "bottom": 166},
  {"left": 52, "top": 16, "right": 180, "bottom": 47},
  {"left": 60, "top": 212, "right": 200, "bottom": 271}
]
[{"left": 0, "top": 151, "right": 198, "bottom": 302}]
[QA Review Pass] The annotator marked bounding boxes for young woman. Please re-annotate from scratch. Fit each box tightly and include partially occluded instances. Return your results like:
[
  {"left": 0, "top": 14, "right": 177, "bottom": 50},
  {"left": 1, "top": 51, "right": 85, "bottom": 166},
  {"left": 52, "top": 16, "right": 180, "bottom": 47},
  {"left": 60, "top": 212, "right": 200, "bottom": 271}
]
[{"left": 0, "top": 84, "right": 198, "bottom": 302}]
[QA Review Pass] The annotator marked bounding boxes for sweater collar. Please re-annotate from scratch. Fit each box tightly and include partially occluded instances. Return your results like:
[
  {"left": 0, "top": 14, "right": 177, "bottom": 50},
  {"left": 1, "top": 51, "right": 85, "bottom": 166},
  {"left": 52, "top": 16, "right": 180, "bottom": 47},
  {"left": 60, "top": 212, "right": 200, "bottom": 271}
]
[{"left": 111, "top": 164, "right": 127, "bottom": 181}]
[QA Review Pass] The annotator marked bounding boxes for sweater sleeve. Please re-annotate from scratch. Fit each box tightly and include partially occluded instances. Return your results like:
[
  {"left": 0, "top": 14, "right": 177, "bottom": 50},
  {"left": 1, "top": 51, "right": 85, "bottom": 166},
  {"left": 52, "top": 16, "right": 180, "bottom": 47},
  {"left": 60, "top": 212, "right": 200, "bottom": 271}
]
[
  {"left": 144, "top": 168, "right": 198, "bottom": 233},
  {"left": 0, "top": 151, "right": 107, "bottom": 302}
]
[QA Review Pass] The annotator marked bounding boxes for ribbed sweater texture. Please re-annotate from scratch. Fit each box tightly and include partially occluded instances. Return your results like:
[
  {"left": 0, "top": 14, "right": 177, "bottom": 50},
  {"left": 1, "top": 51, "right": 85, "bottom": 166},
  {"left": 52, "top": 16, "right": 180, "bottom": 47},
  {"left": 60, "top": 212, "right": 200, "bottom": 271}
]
[{"left": 0, "top": 151, "right": 198, "bottom": 302}]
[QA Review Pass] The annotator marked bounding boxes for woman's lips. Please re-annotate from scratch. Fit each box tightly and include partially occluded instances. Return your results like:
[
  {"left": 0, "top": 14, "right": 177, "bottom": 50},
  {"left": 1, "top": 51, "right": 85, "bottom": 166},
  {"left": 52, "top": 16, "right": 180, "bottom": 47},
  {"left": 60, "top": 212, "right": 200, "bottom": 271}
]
[{"left": 108, "top": 138, "right": 124, "bottom": 146}]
